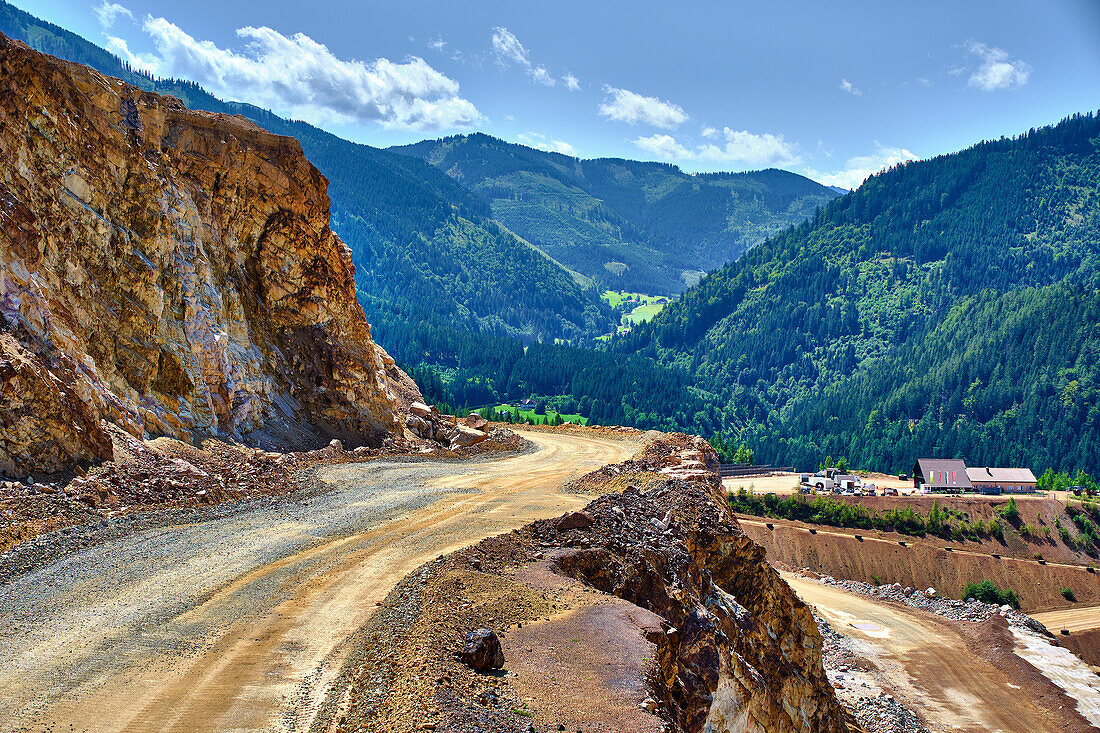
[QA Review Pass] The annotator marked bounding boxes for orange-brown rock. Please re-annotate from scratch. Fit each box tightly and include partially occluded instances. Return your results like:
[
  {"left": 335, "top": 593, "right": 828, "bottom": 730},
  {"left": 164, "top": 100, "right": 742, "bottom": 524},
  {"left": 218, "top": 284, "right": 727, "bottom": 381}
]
[{"left": 0, "top": 35, "right": 404, "bottom": 476}]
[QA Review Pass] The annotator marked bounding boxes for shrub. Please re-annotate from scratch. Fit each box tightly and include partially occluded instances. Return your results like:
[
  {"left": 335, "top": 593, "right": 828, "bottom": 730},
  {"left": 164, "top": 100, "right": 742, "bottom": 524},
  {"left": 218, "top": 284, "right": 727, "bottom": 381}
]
[
  {"left": 1061, "top": 587, "right": 1077, "bottom": 602},
  {"left": 997, "top": 498, "right": 1021, "bottom": 524},
  {"left": 962, "top": 580, "right": 1020, "bottom": 609},
  {"left": 1020, "top": 523, "right": 1036, "bottom": 537}
]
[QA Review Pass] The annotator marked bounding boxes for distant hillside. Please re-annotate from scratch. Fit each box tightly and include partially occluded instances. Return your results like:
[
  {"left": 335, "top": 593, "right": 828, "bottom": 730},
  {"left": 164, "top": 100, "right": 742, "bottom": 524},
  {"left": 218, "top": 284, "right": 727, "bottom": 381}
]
[
  {"left": 623, "top": 111, "right": 1100, "bottom": 473},
  {"left": 0, "top": 1, "right": 612, "bottom": 358},
  {"left": 392, "top": 134, "right": 841, "bottom": 294}
]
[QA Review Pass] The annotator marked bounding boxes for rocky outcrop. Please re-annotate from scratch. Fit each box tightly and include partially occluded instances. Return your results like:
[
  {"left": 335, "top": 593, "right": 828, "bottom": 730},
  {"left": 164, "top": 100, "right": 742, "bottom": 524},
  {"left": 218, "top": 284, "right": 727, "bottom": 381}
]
[
  {"left": 548, "top": 435, "right": 854, "bottom": 732},
  {"left": 0, "top": 35, "right": 405, "bottom": 476}
]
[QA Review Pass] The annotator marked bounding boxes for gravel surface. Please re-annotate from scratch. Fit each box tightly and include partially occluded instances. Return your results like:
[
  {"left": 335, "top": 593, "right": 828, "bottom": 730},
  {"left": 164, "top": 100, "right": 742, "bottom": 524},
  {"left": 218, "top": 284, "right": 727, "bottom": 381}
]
[
  {"left": 0, "top": 459, "right": 480, "bottom": 728},
  {"left": 0, "top": 429, "right": 633, "bottom": 732},
  {"left": 816, "top": 613, "right": 932, "bottom": 733}
]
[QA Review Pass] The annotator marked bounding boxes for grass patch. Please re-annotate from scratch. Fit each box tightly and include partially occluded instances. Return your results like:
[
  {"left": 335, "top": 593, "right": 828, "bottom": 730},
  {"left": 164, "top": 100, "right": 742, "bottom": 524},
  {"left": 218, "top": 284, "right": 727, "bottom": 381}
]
[{"left": 480, "top": 405, "right": 588, "bottom": 426}]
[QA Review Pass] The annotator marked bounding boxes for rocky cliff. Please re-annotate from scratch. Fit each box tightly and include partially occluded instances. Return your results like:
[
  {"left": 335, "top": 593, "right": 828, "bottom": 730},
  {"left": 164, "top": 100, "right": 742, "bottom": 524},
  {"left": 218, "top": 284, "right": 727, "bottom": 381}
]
[{"left": 0, "top": 34, "right": 404, "bottom": 477}]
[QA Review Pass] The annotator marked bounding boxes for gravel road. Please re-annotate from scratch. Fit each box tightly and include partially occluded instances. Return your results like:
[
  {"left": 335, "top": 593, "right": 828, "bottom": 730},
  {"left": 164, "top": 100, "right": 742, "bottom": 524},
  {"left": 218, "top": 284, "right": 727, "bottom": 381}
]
[{"left": 0, "top": 429, "right": 639, "bottom": 732}]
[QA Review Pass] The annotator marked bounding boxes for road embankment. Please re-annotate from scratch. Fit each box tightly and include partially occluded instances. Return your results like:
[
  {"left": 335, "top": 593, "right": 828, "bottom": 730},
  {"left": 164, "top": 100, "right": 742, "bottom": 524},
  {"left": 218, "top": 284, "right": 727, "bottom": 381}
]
[{"left": 740, "top": 516, "right": 1100, "bottom": 612}]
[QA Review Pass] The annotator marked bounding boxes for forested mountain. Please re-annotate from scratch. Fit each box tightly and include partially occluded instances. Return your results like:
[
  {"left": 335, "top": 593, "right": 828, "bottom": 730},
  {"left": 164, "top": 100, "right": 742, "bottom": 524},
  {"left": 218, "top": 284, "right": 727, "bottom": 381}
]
[
  {"left": 623, "top": 111, "right": 1100, "bottom": 473},
  {"left": 392, "top": 134, "right": 841, "bottom": 293},
  {"left": 0, "top": 1, "right": 611, "bottom": 354}
]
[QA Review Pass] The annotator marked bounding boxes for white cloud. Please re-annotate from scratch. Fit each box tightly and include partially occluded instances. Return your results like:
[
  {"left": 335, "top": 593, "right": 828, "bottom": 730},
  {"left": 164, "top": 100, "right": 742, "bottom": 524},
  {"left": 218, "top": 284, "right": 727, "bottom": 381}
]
[
  {"left": 634, "top": 133, "right": 693, "bottom": 160},
  {"left": 110, "top": 17, "right": 480, "bottom": 130},
  {"left": 530, "top": 65, "right": 556, "bottom": 87},
  {"left": 563, "top": 72, "right": 580, "bottom": 91},
  {"left": 104, "top": 35, "right": 158, "bottom": 74},
  {"left": 634, "top": 127, "right": 799, "bottom": 167},
  {"left": 599, "top": 87, "right": 688, "bottom": 128},
  {"left": 95, "top": 1, "right": 132, "bottom": 29},
  {"left": 840, "top": 78, "right": 862, "bottom": 96},
  {"left": 917, "top": 77, "right": 932, "bottom": 87},
  {"left": 701, "top": 126, "right": 717, "bottom": 138},
  {"left": 491, "top": 26, "right": 530, "bottom": 67},
  {"left": 517, "top": 132, "right": 576, "bottom": 156},
  {"left": 698, "top": 128, "right": 800, "bottom": 166},
  {"left": 491, "top": 26, "right": 564, "bottom": 87},
  {"left": 964, "top": 41, "right": 1030, "bottom": 91},
  {"left": 427, "top": 36, "right": 447, "bottom": 52},
  {"left": 805, "top": 144, "right": 918, "bottom": 189}
]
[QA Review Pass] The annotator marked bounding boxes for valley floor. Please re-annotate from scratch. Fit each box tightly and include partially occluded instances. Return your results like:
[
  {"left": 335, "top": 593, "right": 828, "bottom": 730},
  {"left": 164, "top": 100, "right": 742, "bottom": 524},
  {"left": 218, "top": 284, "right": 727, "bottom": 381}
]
[{"left": 0, "top": 430, "right": 639, "bottom": 732}]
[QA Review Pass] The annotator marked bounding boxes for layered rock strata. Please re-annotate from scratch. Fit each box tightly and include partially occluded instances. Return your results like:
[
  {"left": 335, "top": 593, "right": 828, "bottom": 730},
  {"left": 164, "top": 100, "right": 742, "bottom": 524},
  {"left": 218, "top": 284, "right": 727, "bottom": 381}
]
[{"left": 0, "top": 35, "right": 404, "bottom": 476}]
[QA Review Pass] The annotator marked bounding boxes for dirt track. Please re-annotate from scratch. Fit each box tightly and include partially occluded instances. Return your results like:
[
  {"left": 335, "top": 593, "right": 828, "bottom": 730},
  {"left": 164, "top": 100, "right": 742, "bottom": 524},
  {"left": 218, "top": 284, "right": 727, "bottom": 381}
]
[
  {"left": 0, "top": 429, "right": 640, "bottom": 732},
  {"left": 1032, "top": 606, "right": 1100, "bottom": 633},
  {"left": 784, "top": 573, "right": 1095, "bottom": 732}
]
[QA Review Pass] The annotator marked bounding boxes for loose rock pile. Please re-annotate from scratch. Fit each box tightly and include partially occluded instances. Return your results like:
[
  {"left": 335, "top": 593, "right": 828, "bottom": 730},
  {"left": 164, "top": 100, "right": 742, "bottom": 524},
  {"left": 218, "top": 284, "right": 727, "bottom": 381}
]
[
  {"left": 0, "top": 424, "right": 297, "bottom": 553},
  {"left": 564, "top": 431, "right": 718, "bottom": 493},
  {"left": 406, "top": 403, "right": 490, "bottom": 451},
  {"left": 816, "top": 576, "right": 1050, "bottom": 634},
  {"left": 817, "top": 614, "right": 931, "bottom": 733}
]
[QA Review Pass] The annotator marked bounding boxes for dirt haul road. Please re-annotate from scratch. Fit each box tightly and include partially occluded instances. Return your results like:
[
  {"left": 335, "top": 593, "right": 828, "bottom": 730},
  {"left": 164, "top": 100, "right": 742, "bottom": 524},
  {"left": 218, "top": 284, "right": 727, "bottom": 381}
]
[
  {"left": 0, "top": 430, "right": 640, "bottom": 733},
  {"left": 783, "top": 572, "right": 1096, "bottom": 733},
  {"left": 1032, "top": 606, "right": 1100, "bottom": 633}
]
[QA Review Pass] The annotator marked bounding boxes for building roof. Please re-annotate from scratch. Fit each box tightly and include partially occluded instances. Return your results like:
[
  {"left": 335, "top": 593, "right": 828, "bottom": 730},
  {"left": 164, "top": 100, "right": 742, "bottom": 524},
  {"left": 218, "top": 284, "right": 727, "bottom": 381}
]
[
  {"left": 914, "top": 458, "right": 972, "bottom": 488},
  {"left": 966, "top": 467, "right": 1037, "bottom": 484},
  {"left": 835, "top": 474, "right": 858, "bottom": 482}
]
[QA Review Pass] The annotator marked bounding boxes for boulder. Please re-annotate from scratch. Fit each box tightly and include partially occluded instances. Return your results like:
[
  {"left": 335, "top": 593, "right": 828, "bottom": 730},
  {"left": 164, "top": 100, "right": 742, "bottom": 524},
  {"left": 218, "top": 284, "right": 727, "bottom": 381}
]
[
  {"left": 410, "top": 402, "right": 433, "bottom": 418},
  {"left": 405, "top": 414, "right": 432, "bottom": 438},
  {"left": 556, "top": 510, "right": 594, "bottom": 531},
  {"left": 450, "top": 425, "right": 488, "bottom": 449},
  {"left": 464, "top": 413, "right": 489, "bottom": 431},
  {"left": 459, "top": 628, "right": 505, "bottom": 672}
]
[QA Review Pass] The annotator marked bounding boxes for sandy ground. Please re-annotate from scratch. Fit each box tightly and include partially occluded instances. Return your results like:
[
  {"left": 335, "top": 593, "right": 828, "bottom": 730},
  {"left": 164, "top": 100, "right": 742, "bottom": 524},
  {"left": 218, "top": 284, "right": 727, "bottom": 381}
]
[
  {"left": 1032, "top": 606, "right": 1100, "bottom": 633},
  {"left": 784, "top": 573, "right": 1097, "bottom": 732},
  {"left": 0, "top": 429, "right": 640, "bottom": 733}
]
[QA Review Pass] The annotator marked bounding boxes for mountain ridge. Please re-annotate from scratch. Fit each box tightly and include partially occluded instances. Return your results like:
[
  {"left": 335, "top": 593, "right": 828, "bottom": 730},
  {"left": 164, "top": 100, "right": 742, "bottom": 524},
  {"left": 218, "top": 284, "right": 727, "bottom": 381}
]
[
  {"left": 392, "top": 132, "right": 842, "bottom": 294},
  {"left": 623, "top": 110, "right": 1100, "bottom": 473}
]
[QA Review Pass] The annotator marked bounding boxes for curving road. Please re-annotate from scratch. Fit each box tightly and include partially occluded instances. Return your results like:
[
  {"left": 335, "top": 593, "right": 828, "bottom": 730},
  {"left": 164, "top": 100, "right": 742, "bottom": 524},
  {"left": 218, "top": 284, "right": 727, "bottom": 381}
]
[{"left": 0, "top": 429, "right": 640, "bottom": 732}]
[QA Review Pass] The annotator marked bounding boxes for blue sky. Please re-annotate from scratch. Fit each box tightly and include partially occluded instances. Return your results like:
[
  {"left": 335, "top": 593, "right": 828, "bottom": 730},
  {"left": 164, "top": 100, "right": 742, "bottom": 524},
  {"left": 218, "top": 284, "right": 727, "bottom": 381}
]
[{"left": 15, "top": 0, "right": 1100, "bottom": 187}]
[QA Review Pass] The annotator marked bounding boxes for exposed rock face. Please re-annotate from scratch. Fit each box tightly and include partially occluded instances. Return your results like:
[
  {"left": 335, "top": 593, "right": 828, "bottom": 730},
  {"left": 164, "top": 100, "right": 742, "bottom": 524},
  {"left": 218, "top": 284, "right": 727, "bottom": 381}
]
[
  {"left": 547, "top": 434, "right": 854, "bottom": 732},
  {"left": 0, "top": 35, "right": 404, "bottom": 476}
]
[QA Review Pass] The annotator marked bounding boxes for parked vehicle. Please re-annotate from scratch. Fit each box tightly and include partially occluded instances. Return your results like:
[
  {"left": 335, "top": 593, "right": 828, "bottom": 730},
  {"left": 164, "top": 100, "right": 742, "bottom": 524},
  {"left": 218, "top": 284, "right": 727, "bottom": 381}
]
[{"left": 884, "top": 488, "right": 899, "bottom": 496}]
